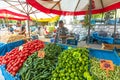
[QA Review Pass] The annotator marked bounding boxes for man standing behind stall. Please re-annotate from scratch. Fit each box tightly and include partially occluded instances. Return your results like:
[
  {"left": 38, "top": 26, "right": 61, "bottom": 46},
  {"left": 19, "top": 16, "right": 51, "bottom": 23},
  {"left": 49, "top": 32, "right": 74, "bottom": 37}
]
[{"left": 55, "top": 20, "right": 69, "bottom": 44}]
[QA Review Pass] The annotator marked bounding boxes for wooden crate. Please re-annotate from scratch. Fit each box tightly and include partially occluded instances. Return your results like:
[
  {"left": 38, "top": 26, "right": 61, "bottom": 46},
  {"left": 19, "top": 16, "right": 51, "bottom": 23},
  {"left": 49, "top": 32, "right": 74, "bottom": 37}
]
[{"left": 102, "top": 43, "right": 120, "bottom": 50}]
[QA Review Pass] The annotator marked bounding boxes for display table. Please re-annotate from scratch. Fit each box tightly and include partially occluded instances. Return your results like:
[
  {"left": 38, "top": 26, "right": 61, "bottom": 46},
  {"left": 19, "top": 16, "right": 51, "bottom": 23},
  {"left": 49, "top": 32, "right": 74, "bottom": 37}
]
[
  {"left": 0, "top": 34, "right": 29, "bottom": 43},
  {"left": 89, "top": 48, "right": 120, "bottom": 65}
]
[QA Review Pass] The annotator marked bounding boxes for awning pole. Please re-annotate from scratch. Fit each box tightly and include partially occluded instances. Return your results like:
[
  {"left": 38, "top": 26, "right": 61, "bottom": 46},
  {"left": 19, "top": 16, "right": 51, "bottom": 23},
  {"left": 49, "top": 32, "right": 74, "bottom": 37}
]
[
  {"left": 114, "top": 9, "right": 117, "bottom": 43},
  {"left": 27, "top": 14, "right": 30, "bottom": 37},
  {"left": 87, "top": 0, "right": 92, "bottom": 45}
]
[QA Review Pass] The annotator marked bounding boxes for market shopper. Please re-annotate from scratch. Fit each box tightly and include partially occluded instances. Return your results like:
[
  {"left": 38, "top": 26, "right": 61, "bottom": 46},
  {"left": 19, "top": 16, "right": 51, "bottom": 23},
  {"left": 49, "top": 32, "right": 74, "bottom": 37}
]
[
  {"left": 13, "top": 22, "right": 26, "bottom": 36},
  {"left": 54, "top": 20, "right": 69, "bottom": 44},
  {"left": 8, "top": 24, "right": 14, "bottom": 34}
]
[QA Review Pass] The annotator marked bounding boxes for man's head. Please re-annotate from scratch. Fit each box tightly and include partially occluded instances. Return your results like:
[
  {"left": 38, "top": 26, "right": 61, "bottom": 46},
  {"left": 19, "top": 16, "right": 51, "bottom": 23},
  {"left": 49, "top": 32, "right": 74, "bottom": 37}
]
[
  {"left": 17, "top": 22, "right": 21, "bottom": 27},
  {"left": 59, "top": 20, "right": 64, "bottom": 27}
]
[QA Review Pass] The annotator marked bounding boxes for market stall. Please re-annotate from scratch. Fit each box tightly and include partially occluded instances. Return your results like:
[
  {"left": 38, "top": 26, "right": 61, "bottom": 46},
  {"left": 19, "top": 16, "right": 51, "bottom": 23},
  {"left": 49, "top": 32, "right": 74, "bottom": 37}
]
[
  {"left": 27, "top": 0, "right": 120, "bottom": 44},
  {"left": 1, "top": 0, "right": 58, "bottom": 36},
  {"left": 0, "top": 39, "right": 119, "bottom": 80},
  {"left": 0, "top": 0, "right": 120, "bottom": 80}
]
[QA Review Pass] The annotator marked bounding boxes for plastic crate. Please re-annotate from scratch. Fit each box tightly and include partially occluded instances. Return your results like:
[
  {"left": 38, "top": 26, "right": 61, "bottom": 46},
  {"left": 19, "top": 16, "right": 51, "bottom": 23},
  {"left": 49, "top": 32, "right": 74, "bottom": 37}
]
[
  {"left": 50, "top": 38, "right": 55, "bottom": 43},
  {"left": 31, "top": 35, "right": 38, "bottom": 40},
  {"left": 114, "top": 39, "right": 120, "bottom": 44},
  {"left": 67, "top": 39, "right": 78, "bottom": 46},
  {"left": 89, "top": 48, "right": 120, "bottom": 65}
]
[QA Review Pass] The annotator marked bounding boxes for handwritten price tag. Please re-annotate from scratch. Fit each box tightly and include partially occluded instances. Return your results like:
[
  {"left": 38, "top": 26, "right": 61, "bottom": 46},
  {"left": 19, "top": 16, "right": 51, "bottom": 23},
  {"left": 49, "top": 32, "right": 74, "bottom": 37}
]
[
  {"left": 38, "top": 51, "right": 45, "bottom": 58},
  {"left": 100, "top": 60, "right": 114, "bottom": 77}
]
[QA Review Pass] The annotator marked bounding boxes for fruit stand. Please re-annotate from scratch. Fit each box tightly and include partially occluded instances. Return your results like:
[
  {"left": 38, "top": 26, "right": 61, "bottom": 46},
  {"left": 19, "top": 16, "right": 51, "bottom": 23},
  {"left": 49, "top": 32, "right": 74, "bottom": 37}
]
[{"left": 0, "top": 39, "right": 120, "bottom": 80}]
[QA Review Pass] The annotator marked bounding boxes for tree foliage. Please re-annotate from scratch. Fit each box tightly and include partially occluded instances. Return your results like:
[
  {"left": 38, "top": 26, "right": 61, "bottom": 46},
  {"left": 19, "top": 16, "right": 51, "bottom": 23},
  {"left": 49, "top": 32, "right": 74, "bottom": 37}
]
[{"left": 92, "top": 14, "right": 103, "bottom": 19}]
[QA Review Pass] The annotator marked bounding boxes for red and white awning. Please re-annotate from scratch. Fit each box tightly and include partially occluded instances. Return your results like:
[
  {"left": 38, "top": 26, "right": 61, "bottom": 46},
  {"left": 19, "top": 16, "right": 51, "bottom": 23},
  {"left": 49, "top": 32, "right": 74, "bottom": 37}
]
[
  {"left": 0, "top": 9, "right": 28, "bottom": 20},
  {"left": 26, "top": 0, "right": 120, "bottom": 15},
  {"left": 0, "top": 0, "right": 58, "bottom": 20}
]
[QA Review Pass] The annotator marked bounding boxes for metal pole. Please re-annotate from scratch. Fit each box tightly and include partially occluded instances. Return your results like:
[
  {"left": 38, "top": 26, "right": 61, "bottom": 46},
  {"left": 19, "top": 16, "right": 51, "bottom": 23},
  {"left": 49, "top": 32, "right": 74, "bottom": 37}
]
[
  {"left": 101, "top": 13, "right": 104, "bottom": 24},
  {"left": 114, "top": 9, "right": 117, "bottom": 43},
  {"left": 27, "top": 14, "right": 30, "bottom": 37},
  {"left": 87, "top": 0, "right": 92, "bottom": 45}
]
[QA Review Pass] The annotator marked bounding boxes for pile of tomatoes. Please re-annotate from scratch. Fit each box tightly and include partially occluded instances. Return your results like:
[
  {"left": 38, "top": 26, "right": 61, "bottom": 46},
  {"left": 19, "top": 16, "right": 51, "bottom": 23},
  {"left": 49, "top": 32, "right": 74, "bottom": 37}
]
[{"left": 0, "top": 40, "right": 44, "bottom": 76}]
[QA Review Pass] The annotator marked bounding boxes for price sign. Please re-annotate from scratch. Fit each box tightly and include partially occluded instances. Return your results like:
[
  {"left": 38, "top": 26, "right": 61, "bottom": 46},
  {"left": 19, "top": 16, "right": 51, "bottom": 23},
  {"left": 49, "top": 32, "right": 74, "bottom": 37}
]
[
  {"left": 100, "top": 60, "right": 114, "bottom": 77},
  {"left": 19, "top": 46, "right": 23, "bottom": 51},
  {"left": 38, "top": 51, "right": 45, "bottom": 58}
]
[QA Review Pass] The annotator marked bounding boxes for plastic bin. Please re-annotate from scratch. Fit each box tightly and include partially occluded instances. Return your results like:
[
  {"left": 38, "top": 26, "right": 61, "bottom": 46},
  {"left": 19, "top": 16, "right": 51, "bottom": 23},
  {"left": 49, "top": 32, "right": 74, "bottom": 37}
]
[
  {"left": 67, "top": 39, "right": 78, "bottom": 46},
  {"left": 50, "top": 38, "right": 55, "bottom": 43},
  {"left": 114, "top": 39, "right": 120, "bottom": 44},
  {"left": 89, "top": 48, "right": 120, "bottom": 65},
  {"left": 31, "top": 35, "right": 38, "bottom": 40}
]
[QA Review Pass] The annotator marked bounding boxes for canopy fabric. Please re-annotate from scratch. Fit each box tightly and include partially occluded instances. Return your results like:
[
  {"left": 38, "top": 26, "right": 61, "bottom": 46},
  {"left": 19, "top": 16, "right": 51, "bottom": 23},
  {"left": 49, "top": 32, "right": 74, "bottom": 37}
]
[
  {"left": 26, "top": 0, "right": 120, "bottom": 15},
  {"left": 31, "top": 15, "right": 59, "bottom": 22},
  {"left": 0, "top": 9, "right": 29, "bottom": 20},
  {"left": 0, "top": 0, "right": 58, "bottom": 20}
]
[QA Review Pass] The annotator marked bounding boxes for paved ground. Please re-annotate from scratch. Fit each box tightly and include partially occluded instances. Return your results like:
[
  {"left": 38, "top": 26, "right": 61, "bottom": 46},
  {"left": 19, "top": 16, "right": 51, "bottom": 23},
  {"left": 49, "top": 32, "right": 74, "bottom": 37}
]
[{"left": 78, "top": 41, "right": 102, "bottom": 49}]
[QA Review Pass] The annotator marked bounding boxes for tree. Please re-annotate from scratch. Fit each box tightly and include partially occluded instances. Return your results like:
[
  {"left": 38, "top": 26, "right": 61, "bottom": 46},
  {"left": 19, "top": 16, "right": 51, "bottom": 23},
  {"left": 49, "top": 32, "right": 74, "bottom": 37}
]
[
  {"left": 104, "top": 10, "right": 115, "bottom": 24},
  {"left": 92, "top": 14, "right": 103, "bottom": 19},
  {"left": 0, "top": 19, "right": 3, "bottom": 24},
  {"left": 83, "top": 12, "right": 93, "bottom": 29}
]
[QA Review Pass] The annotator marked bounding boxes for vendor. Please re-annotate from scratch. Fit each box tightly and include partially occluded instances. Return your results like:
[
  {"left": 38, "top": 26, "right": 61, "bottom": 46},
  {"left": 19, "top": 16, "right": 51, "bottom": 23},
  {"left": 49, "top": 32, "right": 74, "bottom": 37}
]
[{"left": 55, "top": 20, "right": 69, "bottom": 44}]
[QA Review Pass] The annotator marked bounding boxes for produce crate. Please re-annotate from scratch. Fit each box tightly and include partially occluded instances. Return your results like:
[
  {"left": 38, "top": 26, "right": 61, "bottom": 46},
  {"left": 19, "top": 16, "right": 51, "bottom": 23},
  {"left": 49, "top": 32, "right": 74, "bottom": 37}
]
[
  {"left": 102, "top": 43, "right": 120, "bottom": 50},
  {"left": 89, "top": 48, "right": 120, "bottom": 65},
  {"left": 67, "top": 39, "right": 78, "bottom": 46},
  {"left": 50, "top": 38, "right": 55, "bottom": 43},
  {"left": 31, "top": 35, "right": 39, "bottom": 40},
  {"left": 114, "top": 39, "right": 120, "bottom": 44}
]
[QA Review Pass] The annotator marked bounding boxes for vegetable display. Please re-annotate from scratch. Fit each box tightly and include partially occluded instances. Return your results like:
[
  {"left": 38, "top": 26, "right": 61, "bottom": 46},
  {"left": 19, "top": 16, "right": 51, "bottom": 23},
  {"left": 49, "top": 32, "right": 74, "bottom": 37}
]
[
  {"left": 0, "top": 40, "right": 44, "bottom": 76},
  {"left": 19, "top": 43, "right": 62, "bottom": 80},
  {"left": 90, "top": 58, "right": 120, "bottom": 80},
  {"left": 0, "top": 34, "right": 28, "bottom": 43},
  {"left": 51, "top": 48, "right": 94, "bottom": 80},
  {"left": 44, "top": 43, "right": 62, "bottom": 59}
]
